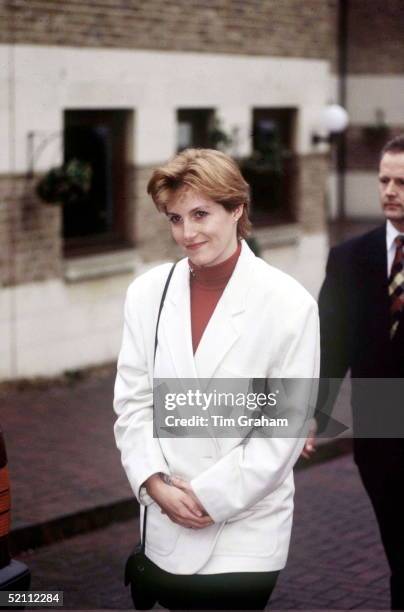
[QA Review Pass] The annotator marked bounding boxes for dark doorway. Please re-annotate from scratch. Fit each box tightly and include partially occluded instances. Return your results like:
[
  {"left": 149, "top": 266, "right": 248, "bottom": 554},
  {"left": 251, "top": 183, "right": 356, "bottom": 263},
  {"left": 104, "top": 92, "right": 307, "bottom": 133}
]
[
  {"left": 242, "top": 108, "right": 297, "bottom": 227},
  {"left": 177, "top": 109, "right": 214, "bottom": 151},
  {"left": 63, "top": 110, "right": 132, "bottom": 256}
]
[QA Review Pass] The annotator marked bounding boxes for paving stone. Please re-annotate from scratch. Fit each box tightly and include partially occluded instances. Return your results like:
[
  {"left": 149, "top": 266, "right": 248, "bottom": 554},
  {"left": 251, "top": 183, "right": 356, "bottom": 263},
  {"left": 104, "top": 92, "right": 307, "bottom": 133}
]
[
  {"left": 14, "top": 452, "right": 390, "bottom": 609},
  {"left": 2, "top": 368, "right": 392, "bottom": 609},
  {"left": 1, "top": 369, "right": 131, "bottom": 530}
]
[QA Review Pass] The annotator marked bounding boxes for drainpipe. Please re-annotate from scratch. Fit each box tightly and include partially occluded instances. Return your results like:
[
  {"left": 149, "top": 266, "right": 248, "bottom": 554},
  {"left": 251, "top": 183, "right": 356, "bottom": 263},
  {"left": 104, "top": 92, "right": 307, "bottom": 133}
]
[
  {"left": 7, "top": 0, "right": 18, "bottom": 379},
  {"left": 337, "top": 0, "right": 348, "bottom": 221}
]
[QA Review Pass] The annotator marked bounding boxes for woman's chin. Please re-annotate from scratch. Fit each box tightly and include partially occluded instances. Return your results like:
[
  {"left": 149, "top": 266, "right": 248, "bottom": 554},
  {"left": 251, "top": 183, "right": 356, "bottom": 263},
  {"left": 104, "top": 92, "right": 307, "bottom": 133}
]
[
  {"left": 189, "top": 255, "right": 205, "bottom": 266},
  {"left": 187, "top": 250, "right": 210, "bottom": 266}
]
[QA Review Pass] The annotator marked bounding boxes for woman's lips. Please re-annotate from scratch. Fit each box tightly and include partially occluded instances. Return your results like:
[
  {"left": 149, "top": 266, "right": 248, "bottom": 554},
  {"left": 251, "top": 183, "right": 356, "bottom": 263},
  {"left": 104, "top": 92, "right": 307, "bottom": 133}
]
[{"left": 185, "top": 242, "right": 206, "bottom": 250}]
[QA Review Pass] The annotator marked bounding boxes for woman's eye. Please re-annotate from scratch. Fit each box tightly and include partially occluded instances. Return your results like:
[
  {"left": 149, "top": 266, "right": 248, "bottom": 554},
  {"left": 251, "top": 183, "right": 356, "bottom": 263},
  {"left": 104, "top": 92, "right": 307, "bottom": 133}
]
[
  {"left": 168, "top": 215, "right": 181, "bottom": 224},
  {"left": 195, "top": 210, "right": 208, "bottom": 219}
]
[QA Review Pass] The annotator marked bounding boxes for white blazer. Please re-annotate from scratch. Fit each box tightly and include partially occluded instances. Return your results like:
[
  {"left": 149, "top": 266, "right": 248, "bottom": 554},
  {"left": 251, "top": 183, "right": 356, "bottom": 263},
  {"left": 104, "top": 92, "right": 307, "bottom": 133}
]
[{"left": 114, "top": 241, "right": 319, "bottom": 575}]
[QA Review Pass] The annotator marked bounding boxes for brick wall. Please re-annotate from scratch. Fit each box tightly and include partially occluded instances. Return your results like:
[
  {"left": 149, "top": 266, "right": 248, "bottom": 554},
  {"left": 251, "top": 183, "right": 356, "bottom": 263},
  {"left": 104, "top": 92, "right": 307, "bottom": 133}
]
[
  {"left": 0, "top": 0, "right": 337, "bottom": 63},
  {"left": 0, "top": 155, "right": 327, "bottom": 288},
  {"left": 342, "top": 1, "right": 404, "bottom": 177},
  {"left": 296, "top": 154, "right": 328, "bottom": 233},
  {"left": 0, "top": 0, "right": 334, "bottom": 284},
  {"left": 134, "top": 165, "right": 182, "bottom": 263},
  {"left": 133, "top": 155, "right": 328, "bottom": 265},
  {"left": 0, "top": 177, "right": 62, "bottom": 286},
  {"left": 347, "top": 0, "right": 404, "bottom": 74},
  {"left": 344, "top": 126, "right": 404, "bottom": 172}
]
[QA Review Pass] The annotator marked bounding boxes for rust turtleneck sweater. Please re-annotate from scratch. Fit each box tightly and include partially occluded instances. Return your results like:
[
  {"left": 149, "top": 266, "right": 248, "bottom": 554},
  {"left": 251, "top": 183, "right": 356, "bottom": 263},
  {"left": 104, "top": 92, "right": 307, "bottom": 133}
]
[{"left": 190, "top": 242, "right": 241, "bottom": 354}]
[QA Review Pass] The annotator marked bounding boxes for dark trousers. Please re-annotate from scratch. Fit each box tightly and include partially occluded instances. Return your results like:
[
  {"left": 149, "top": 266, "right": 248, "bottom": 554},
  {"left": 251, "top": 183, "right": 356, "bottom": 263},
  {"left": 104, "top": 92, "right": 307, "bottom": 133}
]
[
  {"left": 355, "top": 439, "right": 404, "bottom": 610},
  {"left": 131, "top": 560, "right": 279, "bottom": 610}
]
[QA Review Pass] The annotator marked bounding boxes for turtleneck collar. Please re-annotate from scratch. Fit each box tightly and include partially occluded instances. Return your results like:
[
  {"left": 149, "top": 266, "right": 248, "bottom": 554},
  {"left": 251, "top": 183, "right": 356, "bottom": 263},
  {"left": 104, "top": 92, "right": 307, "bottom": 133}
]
[{"left": 189, "top": 242, "right": 242, "bottom": 289}]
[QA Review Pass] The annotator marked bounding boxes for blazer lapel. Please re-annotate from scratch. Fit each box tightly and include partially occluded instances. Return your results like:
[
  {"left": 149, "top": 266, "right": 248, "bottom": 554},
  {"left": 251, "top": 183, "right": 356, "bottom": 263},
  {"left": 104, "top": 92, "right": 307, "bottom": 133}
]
[
  {"left": 194, "top": 242, "right": 254, "bottom": 380},
  {"left": 362, "top": 224, "right": 388, "bottom": 287},
  {"left": 358, "top": 224, "right": 390, "bottom": 341},
  {"left": 161, "top": 258, "right": 199, "bottom": 380}
]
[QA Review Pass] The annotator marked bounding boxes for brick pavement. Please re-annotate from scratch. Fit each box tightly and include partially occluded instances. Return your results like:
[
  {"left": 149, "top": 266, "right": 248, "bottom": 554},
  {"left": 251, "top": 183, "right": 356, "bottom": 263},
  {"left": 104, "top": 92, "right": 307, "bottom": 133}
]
[
  {"left": 1, "top": 367, "right": 132, "bottom": 531},
  {"left": 16, "top": 453, "right": 390, "bottom": 610},
  {"left": 1, "top": 366, "right": 353, "bottom": 532},
  {"left": 1, "top": 366, "right": 391, "bottom": 609},
  {"left": 270, "top": 454, "right": 389, "bottom": 610}
]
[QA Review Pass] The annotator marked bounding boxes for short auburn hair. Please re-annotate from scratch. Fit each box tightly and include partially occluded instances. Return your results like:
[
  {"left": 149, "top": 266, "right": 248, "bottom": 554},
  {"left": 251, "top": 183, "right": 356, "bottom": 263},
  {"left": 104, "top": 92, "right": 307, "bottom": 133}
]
[{"left": 147, "top": 148, "right": 252, "bottom": 239}]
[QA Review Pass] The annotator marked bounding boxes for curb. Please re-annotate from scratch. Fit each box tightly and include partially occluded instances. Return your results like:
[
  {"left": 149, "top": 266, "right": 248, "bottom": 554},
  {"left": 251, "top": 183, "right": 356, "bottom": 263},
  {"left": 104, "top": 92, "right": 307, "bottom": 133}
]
[
  {"left": 10, "top": 438, "right": 353, "bottom": 555},
  {"left": 10, "top": 499, "right": 138, "bottom": 556}
]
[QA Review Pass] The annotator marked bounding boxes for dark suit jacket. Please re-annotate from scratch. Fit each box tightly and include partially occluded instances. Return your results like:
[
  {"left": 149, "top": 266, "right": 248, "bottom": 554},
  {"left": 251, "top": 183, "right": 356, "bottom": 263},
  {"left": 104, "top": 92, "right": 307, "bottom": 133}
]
[{"left": 317, "top": 224, "right": 404, "bottom": 451}]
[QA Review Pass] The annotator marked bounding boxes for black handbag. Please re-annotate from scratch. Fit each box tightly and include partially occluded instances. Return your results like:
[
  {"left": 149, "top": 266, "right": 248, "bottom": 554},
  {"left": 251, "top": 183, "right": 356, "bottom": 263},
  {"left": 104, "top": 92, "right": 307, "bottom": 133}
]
[
  {"left": 124, "top": 512, "right": 157, "bottom": 610},
  {"left": 124, "top": 262, "right": 176, "bottom": 610}
]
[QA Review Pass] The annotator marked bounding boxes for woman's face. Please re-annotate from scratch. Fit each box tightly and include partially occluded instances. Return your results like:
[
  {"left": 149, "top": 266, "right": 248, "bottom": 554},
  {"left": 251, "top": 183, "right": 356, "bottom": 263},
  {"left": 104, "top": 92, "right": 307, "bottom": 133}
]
[{"left": 165, "top": 189, "right": 242, "bottom": 267}]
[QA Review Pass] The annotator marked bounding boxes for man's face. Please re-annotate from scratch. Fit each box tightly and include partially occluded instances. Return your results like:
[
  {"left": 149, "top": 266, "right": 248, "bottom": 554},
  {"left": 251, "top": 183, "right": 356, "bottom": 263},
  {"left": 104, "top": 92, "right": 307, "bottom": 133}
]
[{"left": 379, "top": 152, "right": 404, "bottom": 231}]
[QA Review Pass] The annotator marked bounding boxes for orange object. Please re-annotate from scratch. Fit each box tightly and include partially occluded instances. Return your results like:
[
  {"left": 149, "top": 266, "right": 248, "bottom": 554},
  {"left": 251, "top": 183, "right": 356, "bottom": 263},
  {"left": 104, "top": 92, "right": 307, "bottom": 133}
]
[{"left": 0, "top": 465, "right": 11, "bottom": 537}]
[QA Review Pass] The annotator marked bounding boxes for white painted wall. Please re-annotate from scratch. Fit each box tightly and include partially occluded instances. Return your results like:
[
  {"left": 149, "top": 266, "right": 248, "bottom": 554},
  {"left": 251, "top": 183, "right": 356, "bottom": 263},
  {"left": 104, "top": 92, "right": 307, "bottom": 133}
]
[
  {"left": 0, "top": 44, "right": 331, "bottom": 172},
  {"left": 327, "top": 171, "right": 339, "bottom": 220},
  {"left": 0, "top": 288, "right": 13, "bottom": 379},
  {"left": 347, "top": 76, "right": 404, "bottom": 125},
  {"left": 0, "top": 44, "right": 333, "bottom": 380},
  {"left": 262, "top": 232, "right": 329, "bottom": 299},
  {"left": 342, "top": 75, "right": 404, "bottom": 219},
  {"left": 0, "top": 46, "right": 12, "bottom": 171},
  {"left": 0, "top": 234, "right": 328, "bottom": 381},
  {"left": 218, "top": 106, "right": 251, "bottom": 159},
  {"left": 1, "top": 274, "right": 131, "bottom": 380},
  {"left": 328, "top": 74, "right": 339, "bottom": 106},
  {"left": 345, "top": 171, "right": 384, "bottom": 218}
]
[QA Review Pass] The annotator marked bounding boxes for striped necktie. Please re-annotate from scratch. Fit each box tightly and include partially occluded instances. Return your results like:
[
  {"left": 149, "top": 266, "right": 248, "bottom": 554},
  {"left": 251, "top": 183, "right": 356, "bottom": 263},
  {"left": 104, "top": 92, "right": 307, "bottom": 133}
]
[{"left": 389, "top": 235, "right": 404, "bottom": 339}]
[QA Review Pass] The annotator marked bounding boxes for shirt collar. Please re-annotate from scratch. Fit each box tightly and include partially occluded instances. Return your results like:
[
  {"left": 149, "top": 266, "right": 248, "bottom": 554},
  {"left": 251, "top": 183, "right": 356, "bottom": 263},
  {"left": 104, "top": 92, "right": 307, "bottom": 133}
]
[
  {"left": 189, "top": 241, "right": 242, "bottom": 288},
  {"left": 386, "top": 219, "right": 403, "bottom": 252}
]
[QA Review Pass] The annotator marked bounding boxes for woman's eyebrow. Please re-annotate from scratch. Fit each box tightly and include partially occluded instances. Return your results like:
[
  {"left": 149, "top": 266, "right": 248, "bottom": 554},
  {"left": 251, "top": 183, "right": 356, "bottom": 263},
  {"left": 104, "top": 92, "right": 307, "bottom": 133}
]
[
  {"left": 166, "top": 205, "right": 209, "bottom": 216},
  {"left": 188, "top": 205, "right": 210, "bottom": 214}
]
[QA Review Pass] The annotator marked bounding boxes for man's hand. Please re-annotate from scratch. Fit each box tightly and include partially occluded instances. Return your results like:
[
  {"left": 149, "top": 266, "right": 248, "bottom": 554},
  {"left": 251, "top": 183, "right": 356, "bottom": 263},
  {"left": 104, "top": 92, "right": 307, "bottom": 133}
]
[
  {"left": 301, "top": 418, "right": 317, "bottom": 459},
  {"left": 144, "top": 474, "right": 214, "bottom": 529}
]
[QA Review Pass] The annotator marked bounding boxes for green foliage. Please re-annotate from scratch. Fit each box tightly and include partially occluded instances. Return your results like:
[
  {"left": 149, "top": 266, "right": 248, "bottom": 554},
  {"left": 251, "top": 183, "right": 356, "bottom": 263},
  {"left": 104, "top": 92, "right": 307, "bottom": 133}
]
[
  {"left": 247, "top": 122, "right": 283, "bottom": 173},
  {"left": 207, "top": 115, "right": 233, "bottom": 150},
  {"left": 36, "top": 159, "right": 92, "bottom": 205}
]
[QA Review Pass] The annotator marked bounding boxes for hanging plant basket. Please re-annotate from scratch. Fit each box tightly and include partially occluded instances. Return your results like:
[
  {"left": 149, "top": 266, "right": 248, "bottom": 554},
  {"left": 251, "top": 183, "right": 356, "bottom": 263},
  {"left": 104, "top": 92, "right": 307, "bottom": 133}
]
[{"left": 36, "top": 159, "right": 92, "bottom": 206}]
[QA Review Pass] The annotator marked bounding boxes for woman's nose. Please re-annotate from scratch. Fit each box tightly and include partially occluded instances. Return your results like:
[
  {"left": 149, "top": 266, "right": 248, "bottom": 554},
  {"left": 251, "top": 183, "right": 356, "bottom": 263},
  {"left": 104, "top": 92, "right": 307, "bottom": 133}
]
[{"left": 183, "top": 219, "right": 197, "bottom": 240}]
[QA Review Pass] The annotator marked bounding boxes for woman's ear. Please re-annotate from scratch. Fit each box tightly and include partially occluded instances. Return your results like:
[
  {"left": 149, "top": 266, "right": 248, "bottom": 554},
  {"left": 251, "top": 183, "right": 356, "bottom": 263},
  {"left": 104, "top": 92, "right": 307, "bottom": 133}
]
[{"left": 233, "top": 204, "right": 244, "bottom": 222}]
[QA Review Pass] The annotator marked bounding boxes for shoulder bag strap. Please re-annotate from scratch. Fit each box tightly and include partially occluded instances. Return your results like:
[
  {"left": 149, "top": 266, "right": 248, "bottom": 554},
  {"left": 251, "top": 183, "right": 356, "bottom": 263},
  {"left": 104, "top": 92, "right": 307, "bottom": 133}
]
[{"left": 141, "top": 262, "right": 177, "bottom": 552}]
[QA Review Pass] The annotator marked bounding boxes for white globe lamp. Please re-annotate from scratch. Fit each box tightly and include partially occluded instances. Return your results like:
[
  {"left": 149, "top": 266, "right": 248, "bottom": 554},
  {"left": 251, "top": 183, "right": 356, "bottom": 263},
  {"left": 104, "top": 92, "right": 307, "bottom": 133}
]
[{"left": 313, "top": 104, "right": 349, "bottom": 145}]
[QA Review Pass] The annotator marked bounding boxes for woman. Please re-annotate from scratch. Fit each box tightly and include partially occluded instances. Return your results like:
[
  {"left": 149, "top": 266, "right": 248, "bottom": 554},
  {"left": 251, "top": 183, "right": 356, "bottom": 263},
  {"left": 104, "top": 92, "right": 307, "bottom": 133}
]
[{"left": 114, "top": 148, "right": 319, "bottom": 610}]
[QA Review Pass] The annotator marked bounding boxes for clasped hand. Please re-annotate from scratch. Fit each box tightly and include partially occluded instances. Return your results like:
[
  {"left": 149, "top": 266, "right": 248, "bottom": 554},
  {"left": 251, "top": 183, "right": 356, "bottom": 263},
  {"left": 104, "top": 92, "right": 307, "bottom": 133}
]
[{"left": 145, "top": 473, "right": 214, "bottom": 529}]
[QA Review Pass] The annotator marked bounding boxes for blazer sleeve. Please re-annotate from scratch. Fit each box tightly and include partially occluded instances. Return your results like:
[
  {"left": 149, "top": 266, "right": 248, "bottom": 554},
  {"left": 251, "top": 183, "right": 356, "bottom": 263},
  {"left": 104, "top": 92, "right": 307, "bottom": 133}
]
[
  {"left": 315, "top": 247, "right": 351, "bottom": 433},
  {"left": 190, "top": 297, "right": 320, "bottom": 524},
  {"left": 113, "top": 281, "right": 169, "bottom": 504},
  {"left": 318, "top": 247, "right": 351, "bottom": 379}
]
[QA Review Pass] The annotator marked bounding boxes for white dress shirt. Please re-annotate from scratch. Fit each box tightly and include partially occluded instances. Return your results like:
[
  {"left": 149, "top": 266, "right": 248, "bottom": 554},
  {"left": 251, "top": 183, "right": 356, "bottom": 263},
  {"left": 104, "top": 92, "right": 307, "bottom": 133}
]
[{"left": 386, "top": 220, "right": 404, "bottom": 276}]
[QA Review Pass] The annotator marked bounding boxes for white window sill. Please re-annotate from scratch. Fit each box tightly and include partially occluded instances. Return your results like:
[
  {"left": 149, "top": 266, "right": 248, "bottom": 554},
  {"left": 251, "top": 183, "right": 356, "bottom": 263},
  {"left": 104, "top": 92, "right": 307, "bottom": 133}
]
[
  {"left": 253, "top": 223, "right": 302, "bottom": 249},
  {"left": 63, "top": 249, "right": 141, "bottom": 282},
  {"left": 62, "top": 225, "right": 301, "bottom": 283}
]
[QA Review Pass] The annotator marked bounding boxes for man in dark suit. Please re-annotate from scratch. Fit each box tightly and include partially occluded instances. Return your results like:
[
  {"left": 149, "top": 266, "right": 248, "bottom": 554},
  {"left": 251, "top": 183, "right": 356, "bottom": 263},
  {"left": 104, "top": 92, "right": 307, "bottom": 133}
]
[{"left": 307, "top": 135, "right": 404, "bottom": 609}]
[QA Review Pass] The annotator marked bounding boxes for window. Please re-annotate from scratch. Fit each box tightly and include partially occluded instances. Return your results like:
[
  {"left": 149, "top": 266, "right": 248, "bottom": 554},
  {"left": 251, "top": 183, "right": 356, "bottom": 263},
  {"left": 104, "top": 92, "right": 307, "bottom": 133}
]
[
  {"left": 242, "top": 108, "right": 297, "bottom": 226},
  {"left": 63, "top": 110, "right": 133, "bottom": 256},
  {"left": 177, "top": 109, "right": 215, "bottom": 151}
]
